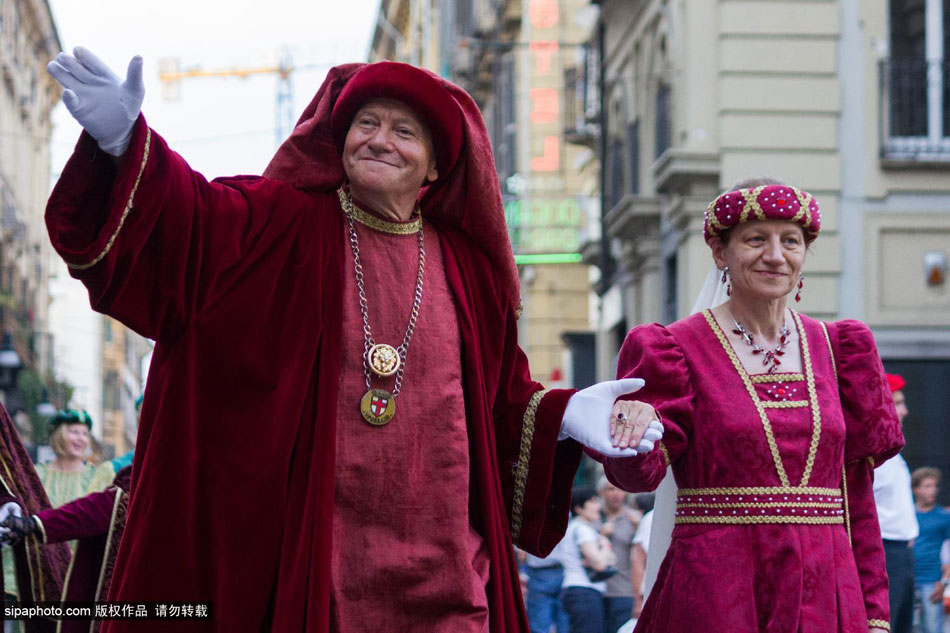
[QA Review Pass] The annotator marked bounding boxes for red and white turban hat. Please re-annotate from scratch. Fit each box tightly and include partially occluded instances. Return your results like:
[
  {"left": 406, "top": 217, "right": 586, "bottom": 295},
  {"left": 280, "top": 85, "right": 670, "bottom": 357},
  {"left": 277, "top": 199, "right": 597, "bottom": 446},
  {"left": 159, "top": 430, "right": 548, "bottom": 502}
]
[{"left": 703, "top": 184, "right": 821, "bottom": 244}]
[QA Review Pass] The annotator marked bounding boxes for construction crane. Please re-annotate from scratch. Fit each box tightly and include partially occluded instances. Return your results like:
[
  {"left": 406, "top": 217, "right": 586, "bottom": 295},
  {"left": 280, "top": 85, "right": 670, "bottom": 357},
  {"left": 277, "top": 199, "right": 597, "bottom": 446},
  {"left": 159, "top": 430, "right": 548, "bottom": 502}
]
[{"left": 158, "top": 51, "right": 332, "bottom": 147}]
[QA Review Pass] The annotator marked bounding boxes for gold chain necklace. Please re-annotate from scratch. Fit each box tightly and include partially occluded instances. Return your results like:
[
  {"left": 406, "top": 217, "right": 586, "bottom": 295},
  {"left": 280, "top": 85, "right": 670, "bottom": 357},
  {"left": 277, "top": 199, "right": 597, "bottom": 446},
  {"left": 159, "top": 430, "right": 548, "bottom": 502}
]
[{"left": 339, "top": 188, "right": 426, "bottom": 426}]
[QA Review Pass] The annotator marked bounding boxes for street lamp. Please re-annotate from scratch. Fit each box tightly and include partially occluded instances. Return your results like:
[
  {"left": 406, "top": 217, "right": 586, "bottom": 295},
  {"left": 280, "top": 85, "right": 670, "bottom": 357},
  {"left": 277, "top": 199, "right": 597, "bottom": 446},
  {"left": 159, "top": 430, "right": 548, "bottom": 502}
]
[
  {"left": 37, "top": 387, "right": 56, "bottom": 418},
  {"left": 0, "top": 330, "right": 23, "bottom": 390}
]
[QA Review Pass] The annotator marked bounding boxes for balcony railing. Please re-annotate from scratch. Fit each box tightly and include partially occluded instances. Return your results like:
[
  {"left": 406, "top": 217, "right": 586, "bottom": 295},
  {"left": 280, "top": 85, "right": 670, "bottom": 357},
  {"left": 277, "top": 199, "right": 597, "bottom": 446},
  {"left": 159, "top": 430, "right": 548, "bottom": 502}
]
[{"left": 880, "top": 57, "right": 950, "bottom": 161}]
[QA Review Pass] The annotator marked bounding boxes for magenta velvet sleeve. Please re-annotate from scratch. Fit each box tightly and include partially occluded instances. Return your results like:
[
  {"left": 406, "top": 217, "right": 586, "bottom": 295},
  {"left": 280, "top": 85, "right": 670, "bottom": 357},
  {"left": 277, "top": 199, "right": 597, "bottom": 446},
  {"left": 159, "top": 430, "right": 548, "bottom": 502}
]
[
  {"left": 829, "top": 319, "right": 904, "bottom": 628},
  {"left": 602, "top": 323, "right": 693, "bottom": 492},
  {"left": 831, "top": 320, "right": 904, "bottom": 464},
  {"left": 35, "top": 487, "right": 118, "bottom": 544}
]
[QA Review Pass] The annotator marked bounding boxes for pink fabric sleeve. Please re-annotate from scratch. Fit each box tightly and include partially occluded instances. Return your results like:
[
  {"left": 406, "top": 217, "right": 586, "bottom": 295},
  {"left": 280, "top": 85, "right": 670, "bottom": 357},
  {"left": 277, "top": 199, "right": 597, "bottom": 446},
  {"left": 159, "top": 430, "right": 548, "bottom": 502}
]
[
  {"left": 830, "top": 320, "right": 902, "bottom": 627},
  {"left": 35, "top": 488, "right": 118, "bottom": 544},
  {"left": 831, "top": 320, "right": 904, "bottom": 464},
  {"left": 845, "top": 459, "right": 891, "bottom": 627},
  {"left": 601, "top": 323, "right": 693, "bottom": 492}
]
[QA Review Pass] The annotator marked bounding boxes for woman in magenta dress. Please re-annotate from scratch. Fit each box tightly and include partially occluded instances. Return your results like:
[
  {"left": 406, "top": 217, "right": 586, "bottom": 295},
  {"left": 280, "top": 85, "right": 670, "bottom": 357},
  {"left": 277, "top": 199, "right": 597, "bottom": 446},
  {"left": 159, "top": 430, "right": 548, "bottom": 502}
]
[{"left": 602, "top": 179, "right": 903, "bottom": 633}]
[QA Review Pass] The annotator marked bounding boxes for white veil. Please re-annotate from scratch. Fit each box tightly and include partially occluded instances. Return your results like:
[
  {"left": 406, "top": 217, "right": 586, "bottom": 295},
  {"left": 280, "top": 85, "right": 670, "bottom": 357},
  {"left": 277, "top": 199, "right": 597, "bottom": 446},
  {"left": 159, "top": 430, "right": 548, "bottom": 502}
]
[{"left": 642, "top": 263, "right": 728, "bottom": 599}]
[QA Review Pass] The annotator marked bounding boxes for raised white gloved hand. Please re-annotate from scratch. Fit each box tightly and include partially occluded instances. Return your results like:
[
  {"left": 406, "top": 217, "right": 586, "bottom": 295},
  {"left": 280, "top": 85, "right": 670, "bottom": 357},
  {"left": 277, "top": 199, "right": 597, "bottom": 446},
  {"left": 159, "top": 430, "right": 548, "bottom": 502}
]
[
  {"left": 47, "top": 47, "right": 144, "bottom": 157},
  {"left": 559, "top": 378, "right": 663, "bottom": 457},
  {"left": 0, "top": 501, "right": 22, "bottom": 546}
]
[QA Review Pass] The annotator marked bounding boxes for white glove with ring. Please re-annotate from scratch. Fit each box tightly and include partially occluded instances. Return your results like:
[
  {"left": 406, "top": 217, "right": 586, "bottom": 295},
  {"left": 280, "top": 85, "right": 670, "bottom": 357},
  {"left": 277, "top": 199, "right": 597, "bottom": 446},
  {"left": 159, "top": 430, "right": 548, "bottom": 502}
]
[{"left": 559, "top": 378, "right": 664, "bottom": 457}]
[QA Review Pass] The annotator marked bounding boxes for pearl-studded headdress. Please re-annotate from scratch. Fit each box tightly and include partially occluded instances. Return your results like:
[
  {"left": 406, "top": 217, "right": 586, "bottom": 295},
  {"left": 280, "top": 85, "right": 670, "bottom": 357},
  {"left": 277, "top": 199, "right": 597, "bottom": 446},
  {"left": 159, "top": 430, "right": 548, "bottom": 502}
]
[{"left": 703, "top": 184, "right": 821, "bottom": 243}]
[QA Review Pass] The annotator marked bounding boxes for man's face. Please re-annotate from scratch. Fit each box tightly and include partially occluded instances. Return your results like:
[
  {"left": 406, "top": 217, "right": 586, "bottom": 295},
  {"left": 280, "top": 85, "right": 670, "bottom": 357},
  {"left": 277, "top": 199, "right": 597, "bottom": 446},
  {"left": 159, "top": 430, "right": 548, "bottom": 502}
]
[
  {"left": 342, "top": 99, "right": 438, "bottom": 202},
  {"left": 914, "top": 477, "right": 939, "bottom": 507},
  {"left": 600, "top": 483, "right": 627, "bottom": 513},
  {"left": 892, "top": 390, "right": 908, "bottom": 424}
]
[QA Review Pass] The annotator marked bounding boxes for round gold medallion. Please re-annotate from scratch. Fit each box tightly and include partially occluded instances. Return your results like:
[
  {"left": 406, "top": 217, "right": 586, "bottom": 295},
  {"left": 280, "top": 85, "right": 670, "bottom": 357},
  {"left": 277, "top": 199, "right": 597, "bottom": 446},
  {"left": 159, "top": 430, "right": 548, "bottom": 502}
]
[
  {"left": 367, "top": 343, "right": 400, "bottom": 377},
  {"left": 360, "top": 388, "right": 396, "bottom": 426}
]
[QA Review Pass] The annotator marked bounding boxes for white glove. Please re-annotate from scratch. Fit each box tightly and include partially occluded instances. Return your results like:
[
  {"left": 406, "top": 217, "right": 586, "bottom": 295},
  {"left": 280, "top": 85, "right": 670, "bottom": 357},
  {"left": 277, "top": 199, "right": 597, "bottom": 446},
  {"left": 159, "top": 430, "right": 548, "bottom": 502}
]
[
  {"left": 47, "top": 47, "right": 144, "bottom": 156},
  {"left": 0, "top": 501, "right": 22, "bottom": 546},
  {"left": 559, "top": 378, "right": 662, "bottom": 457}
]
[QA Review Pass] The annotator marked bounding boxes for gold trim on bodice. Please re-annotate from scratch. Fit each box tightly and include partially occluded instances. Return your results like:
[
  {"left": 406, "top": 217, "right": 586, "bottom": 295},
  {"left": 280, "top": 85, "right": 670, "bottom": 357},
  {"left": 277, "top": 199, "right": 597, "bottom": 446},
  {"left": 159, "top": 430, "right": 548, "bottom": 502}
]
[{"left": 702, "top": 309, "right": 823, "bottom": 489}]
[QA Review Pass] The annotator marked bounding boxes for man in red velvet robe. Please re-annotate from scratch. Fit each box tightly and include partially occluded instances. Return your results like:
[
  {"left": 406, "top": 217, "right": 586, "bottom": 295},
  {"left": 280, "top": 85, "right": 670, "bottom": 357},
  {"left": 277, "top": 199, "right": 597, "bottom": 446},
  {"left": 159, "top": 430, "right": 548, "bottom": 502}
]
[{"left": 44, "top": 49, "right": 662, "bottom": 632}]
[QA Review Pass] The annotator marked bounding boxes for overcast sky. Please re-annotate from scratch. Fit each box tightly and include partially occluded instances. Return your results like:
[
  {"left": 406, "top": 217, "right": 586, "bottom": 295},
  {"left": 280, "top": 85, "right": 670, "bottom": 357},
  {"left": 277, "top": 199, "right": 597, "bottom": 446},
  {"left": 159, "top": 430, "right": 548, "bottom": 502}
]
[{"left": 48, "top": 0, "right": 379, "bottom": 179}]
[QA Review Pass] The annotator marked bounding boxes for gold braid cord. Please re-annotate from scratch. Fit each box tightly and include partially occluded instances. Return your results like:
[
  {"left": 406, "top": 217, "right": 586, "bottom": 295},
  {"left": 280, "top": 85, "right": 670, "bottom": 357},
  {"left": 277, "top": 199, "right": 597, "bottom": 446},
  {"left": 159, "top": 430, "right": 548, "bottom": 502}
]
[
  {"left": 68, "top": 128, "right": 153, "bottom": 271},
  {"left": 868, "top": 619, "right": 890, "bottom": 630},
  {"left": 658, "top": 441, "right": 671, "bottom": 467},
  {"left": 511, "top": 389, "right": 548, "bottom": 541},
  {"left": 676, "top": 515, "right": 843, "bottom": 526},
  {"left": 678, "top": 486, "right": 841, "bottom": 496},
  {"left": 703, "top": 310, "right": 823, "bottom": 489}
]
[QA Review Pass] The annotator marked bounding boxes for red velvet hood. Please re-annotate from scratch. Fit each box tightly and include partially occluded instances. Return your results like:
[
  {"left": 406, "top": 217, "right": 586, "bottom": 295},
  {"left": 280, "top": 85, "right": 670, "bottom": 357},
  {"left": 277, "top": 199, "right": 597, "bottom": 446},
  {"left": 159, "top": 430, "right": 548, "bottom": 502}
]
[{"left": 262, "top": 62, "right": 520, "bottom": 310}]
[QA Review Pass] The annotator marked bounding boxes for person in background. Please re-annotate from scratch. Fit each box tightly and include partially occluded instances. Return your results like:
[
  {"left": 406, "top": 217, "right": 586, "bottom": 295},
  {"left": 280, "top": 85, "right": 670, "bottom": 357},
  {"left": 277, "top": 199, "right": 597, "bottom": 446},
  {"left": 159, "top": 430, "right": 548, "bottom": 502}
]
[
  {"left": 598, "top": 477, "right": 638, "bottom": 632},
  {"left": 2, "top": 466, "right": 132, "bottom": 633},
  {"left": 2, "top": 409, "right": 112, "bottom": 619},
  {"left": 630, "top": 494, "right": 655, "bottom": 620},
  {"left": 872, "top": 373, "right": 918, "bottom": 633},
  {"left": 524, "top": 539, "right": 571, "bottom": 633},
  {"left": 912, "top": 467, "right": 950, "bottom": 633},
  {"left": 561, "top": 486, "right": 615, "bottom": 633}
]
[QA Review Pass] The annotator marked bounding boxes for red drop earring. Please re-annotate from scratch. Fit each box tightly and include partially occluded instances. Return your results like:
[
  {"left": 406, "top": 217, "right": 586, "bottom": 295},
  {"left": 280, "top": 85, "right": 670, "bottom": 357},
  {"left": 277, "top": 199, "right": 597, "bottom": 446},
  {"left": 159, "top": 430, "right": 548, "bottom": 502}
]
[
  {"left": 795, "top": 273, "right": 804, "bottom": 302},
  {"left": 722, "top": 266, "right": 732, "bottom": 297}
]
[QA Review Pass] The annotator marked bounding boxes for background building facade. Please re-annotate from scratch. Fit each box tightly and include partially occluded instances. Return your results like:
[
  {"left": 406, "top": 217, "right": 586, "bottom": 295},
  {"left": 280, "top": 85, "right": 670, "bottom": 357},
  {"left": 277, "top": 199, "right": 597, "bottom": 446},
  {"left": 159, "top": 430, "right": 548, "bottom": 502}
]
[
  {"left": 0, "top": 0, "right": 60, "bottom": 445},
  {"left": 370, "top": 0, "right": 596, "bottom": 386}
]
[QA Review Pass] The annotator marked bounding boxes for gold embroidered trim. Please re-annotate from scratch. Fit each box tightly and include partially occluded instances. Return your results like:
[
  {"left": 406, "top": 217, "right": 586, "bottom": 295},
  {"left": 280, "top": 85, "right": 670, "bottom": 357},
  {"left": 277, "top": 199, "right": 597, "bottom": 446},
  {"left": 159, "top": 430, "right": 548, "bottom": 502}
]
[
  {"left": 761, "top": 400, "right": 809, "bottom": 409},
  {"left": 675, "top": 515, "right": 844, "bottom": 525},
  {"left": 93, "top": 489, "right": 125, "bottom": 608},
  {"left": 515, "top": 300, "right": 524, "bottom": 320},
  {"left": 843, "top": 465, "right": 851, "bottom": 544},
  {"left": 868, "top": 619, "right": 890, "bottom": 630},
  {"left": 511, "top": 389, "right": 548, "bottom": 541},
  {"left": 792, "top": 309, "right": 823, "bottom": 488},
  {"left": 33, "top": 515, "right": 47, "bottom": 545},
  {"left": 677, "top": 485, "right": 841, "bottom": 496},
  {"left": 678, "top": 501, "right": 842, "bottom": 509},
  {"left": 703, "top": 310, "right": 823, "bottom": 489},
  {"left": 704, "top": 310, "right": 789, "bottom": 487},
  {"left": 337, "top": 188, "right": 422, "bottom": 235},
  {"left": 68, "top": 128, "right": 152, "bottom": 271},
  {"left": 820, "top": 321, "right": 838, "bottom": 386},
  {"left": 750, "top": 373, "right": 804, "bottom": 384},
  {"left": 658, "top": 441, "right": 671, "bottom": 467}
]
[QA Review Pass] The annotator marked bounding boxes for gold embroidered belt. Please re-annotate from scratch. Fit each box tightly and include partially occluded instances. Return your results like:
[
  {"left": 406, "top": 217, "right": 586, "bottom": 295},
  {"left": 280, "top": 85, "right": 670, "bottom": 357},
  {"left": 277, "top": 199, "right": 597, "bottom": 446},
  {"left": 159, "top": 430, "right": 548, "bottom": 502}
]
[{"left": 675, "top": 487, "right": 845, "bottom": 525}]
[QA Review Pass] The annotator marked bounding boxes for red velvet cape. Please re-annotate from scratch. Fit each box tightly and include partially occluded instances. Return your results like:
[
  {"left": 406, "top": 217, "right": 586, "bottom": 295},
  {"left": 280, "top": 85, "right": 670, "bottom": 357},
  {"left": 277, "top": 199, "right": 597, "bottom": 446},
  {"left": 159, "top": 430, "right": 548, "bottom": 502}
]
[{"left": 45, "top": 119, "right": 582, "bottom": 632}]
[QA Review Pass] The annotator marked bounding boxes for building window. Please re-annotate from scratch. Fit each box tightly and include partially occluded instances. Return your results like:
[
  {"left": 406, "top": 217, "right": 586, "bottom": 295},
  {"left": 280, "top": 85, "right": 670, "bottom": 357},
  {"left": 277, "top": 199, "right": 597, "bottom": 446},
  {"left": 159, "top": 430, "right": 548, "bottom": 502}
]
[
  {"left": 627, "top": 120, "right": 641, "bottom": 195},
  {"left": 655, "top": 83, "right": 671, "bottom": 159},
  {"left": 608, "top": 136, "right": 624, "bottom": 209},
  {"left": 663, "top": 252, "right": 678, "bottom": 324},
  {"left": 883, "top": 0, "right": 950, "bottom": 159},
  {"left": 498, "top": 53, "right": 517, "bottom": 188}
]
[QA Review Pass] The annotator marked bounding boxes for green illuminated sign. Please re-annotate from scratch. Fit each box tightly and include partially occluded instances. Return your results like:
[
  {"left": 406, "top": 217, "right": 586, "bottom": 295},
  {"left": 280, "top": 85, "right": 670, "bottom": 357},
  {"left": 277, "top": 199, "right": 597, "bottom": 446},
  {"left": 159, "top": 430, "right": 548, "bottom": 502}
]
[{"left": 504, "top": 197, "right": 583, "bottom": 258}]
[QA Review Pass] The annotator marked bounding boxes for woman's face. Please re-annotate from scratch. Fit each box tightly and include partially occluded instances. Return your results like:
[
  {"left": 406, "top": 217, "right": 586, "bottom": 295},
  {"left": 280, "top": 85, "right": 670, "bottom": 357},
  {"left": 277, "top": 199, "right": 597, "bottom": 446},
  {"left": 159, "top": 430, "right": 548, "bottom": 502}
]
[
  {"left": 62, "top": 423, "right": 90, "bottom": 459},
  {"left": 712, "top": 220, "right": 806, "bottom": 303}
]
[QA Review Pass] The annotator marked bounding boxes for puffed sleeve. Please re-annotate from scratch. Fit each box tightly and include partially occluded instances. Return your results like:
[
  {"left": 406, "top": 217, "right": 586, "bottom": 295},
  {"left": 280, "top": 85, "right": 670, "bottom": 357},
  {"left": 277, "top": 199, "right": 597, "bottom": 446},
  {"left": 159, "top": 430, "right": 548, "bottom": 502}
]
[
  {"left": 828, "top": 319, "right": 904, "bottom": 628},
  {"left": 829, "top": 319, "right": 904, "bottom": 465},
  {"left": 601, "top": 323, "right": 694, "bottom": 492}
]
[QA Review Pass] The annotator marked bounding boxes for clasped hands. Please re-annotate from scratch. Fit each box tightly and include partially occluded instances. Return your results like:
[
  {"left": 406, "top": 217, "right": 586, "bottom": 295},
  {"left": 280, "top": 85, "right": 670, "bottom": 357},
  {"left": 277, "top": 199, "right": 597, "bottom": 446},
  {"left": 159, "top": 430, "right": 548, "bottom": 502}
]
[
  {"left": 0, "top": 501, "right": 37, "bottom": 547},
  {"left": 560, "top": 378, "right": 664, "bottom": 458}
]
